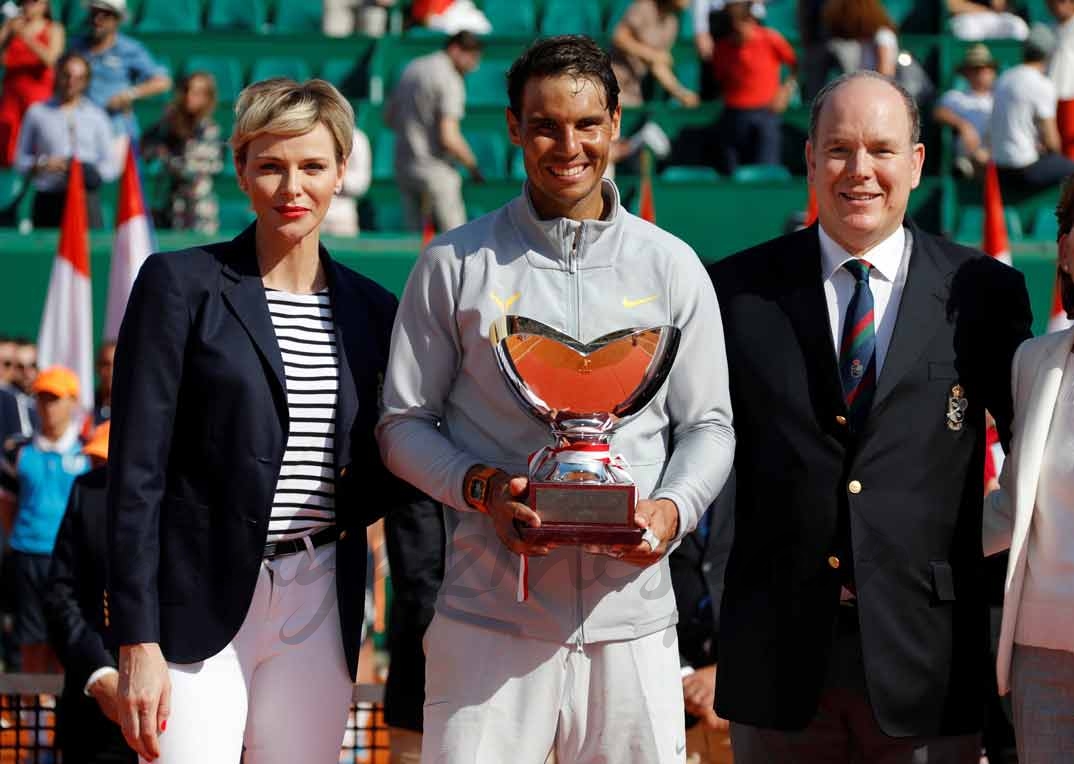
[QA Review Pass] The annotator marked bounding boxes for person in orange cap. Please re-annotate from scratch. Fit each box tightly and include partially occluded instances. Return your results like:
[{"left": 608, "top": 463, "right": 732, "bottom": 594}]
[
  {"left": 45, "top": 420, "right": 135, "bottom": 764},
  {"left": 0, "top": 365, "right": 88, "bottom": 673}
]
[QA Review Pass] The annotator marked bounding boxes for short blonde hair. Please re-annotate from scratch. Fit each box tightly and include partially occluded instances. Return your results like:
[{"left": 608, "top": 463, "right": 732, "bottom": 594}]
[{"left": 231, "top": 78, "right": 354, "bottom": 169}]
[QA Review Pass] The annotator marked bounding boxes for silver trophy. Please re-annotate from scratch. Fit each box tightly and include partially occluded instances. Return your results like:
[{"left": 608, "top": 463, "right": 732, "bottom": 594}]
[{"left": 489, "top": 315, "right": 681, "bottom": 545}]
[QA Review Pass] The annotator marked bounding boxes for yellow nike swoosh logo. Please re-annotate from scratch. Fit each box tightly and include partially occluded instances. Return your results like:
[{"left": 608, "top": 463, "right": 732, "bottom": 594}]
[{"left": 622, "top": 295, "right": 659, "bottom": 308}]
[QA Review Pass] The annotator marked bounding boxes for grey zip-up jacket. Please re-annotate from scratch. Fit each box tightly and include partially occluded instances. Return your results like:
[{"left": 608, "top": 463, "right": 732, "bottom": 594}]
[{"left": 376, "top": 180, "right": 735, "bottom": 644}]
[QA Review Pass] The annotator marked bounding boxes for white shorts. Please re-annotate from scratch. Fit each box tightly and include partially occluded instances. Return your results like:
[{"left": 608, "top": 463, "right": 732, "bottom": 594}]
[{"left": 421, "top": 614, "right": 687, "bottom": 764}]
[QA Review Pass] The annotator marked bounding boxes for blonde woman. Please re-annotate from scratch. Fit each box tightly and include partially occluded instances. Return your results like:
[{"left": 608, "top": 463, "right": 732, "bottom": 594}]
[
  {"left": 107, "top": 78, "right": 406, "bottom": 763},
  {"left": 984, "top": 173, "right": 1074, "bottom": 762}
]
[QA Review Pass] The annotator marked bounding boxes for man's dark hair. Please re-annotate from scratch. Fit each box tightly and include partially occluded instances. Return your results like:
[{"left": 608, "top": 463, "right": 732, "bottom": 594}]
[
  {"left": 506, "top": 35, "right": 619, "bottom": 117},
  {"left": 808, "top": 70, "right": 920, "bottom": 145},
  {"left": 446, "top": 30, "right": 483, "bottom": 53},
  {"left": 12, "top": 337, "right": 33, "bottom": 347},
  {"left": 57, "top": 51, "right": 92, "bottom": 78}
]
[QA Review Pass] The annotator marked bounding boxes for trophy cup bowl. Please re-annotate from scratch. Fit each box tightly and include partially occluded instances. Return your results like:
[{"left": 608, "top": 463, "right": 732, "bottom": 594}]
[{"left": 489, "top": 316, "right": 681, "bottom": 545}]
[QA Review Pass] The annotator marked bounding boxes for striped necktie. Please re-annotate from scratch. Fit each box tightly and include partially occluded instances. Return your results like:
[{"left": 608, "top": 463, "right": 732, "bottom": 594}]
[{"left": 839, "top": 259, "right": 876, "bottom": 431}]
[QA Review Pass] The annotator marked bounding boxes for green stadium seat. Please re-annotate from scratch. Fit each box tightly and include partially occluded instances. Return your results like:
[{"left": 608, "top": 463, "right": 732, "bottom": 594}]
[
  {"left": 219, "top": 198, "right": 254, "bottom": 231},
  {"left": 539, "top": 0, "right": 601, "bottom": 35},
  {"left": 732, "top": 164, "right": 792, "bottom": 182},
  {"left": 1030, "top": 206, "right": 1059, "bottom": 242},
  {"left": 206, "top": 0, "right": 267, "bottom": 32},
  {"left": 672, "top": 59, "right": 701, "bottom": 98},
  {"left": 136, "top": 0, "right": 201, "bottom": 32},
  {"left": 482, "top": 0, "right": 536, "bottom": 35},
  {"left": 272, "top": 0, "right": 323, "bottom": 33},
  {"left": 955, "top": 205, "right": 1025, "bottom": 242},
  {"left": 660, "top": 165, "right": 719, "bottom": 182},
  {"left": 463, "top": 129, "right": 508, "bottom": 180},
  {"left": 373, "top": 131, "right": 394, "bottom": 180},
  {"left": 369, "top": 200, "right": 406, "bottom": 231},
  {"left": 761, "top": 0, "right": 797, "bottom": 38},
  {"left": 883, "top": 0, "right": 916, "bottom": 27},
  {"left": 320, "top": 58, "right": 367, "bottom": 99},
  {"left": 250, "top": 57, "right": 313, "bottom": 84},
  {"left": 465, "top": 59, "right": 511, "bottom": 107},
  {"left": 184, "top": 55, "right": 245, "bottom": 103},
  {"left": 605, "top": 0, "right": 632, "bottom": 31}
]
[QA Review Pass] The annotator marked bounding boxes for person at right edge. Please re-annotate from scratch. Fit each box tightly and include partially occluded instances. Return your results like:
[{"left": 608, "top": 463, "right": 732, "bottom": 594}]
[{"left": 709, "top": 70, "right": 1032, "bottom": 763}]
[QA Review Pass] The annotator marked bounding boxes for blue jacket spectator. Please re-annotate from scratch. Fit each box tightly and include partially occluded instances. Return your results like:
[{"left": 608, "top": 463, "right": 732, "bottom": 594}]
[{"left": 68, "top": 0, "right": 170, "bottom": 138}]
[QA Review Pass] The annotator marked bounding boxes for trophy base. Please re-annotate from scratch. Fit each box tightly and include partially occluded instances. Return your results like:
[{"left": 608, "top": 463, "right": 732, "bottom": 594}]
[
  {"left": 517, "top": 481, "right": 641, "bottom": 546},
  {"left": 518, "top": 524, "right": 645, "bottom": 545}
]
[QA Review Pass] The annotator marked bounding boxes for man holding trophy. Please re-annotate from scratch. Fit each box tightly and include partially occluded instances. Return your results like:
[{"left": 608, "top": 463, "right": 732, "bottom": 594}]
[{"left": 376, "top": 34, "right": 735, "bottom": 764}]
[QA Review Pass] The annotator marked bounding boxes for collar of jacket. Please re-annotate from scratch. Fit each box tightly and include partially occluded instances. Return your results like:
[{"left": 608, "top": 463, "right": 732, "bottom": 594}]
[
  {"left": 218, "top": 222, "right": 347, "bottom": 288},
  {"left": 506, "top": 177, "right": 626, "bottom": 271}
]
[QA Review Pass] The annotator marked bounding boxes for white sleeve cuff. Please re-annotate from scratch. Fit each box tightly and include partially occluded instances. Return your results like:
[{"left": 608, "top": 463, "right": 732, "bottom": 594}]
[
  {"left": 680, "top": 665, "right": 696, "bottom": 678},
  {"left": 83, "top": 666, "right": 118, "bottom": 697}
]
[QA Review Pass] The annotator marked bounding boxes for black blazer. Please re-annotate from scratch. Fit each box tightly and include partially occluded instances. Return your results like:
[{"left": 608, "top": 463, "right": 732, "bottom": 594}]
[
  {"left": 708, "top": 222, "right": 1032, "bottom": 737},
  {"left": 106, "top": 225, "right": 408, "bottom": 679},
  {"left": 44, "top": 467, "right": 135, "bottom": 764}
]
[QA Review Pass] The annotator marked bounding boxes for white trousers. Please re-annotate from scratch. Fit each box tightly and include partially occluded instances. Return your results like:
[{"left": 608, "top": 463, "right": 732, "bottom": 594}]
[
  {"left": 421, "top": 614, "right": 687, "bottom": 764},
  {"left": 144, "top": 542, "right": 355, "bottom": 764}
]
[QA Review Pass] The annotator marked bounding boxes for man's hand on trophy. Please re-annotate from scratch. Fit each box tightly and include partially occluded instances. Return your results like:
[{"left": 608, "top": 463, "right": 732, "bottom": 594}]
[
  {"left": 487, "top": 472, "right": 554, "bottom": 556},
  {"left": 586, "top": 498, "right": 679, "bottom": 566}
]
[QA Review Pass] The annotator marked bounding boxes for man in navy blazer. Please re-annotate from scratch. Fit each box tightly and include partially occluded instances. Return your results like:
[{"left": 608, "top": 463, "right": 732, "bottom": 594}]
[{"left": 709, "top": 72, "right": 1033, "bottom": 761}]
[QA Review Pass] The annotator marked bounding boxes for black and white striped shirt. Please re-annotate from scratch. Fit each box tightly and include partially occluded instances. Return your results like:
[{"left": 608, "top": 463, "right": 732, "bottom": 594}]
[{"left": 265, "top": 288, "right": 339, "bottom": 543}]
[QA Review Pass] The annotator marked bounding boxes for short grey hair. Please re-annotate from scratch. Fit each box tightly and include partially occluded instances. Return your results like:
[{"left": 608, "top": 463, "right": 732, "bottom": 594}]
[{"left": 808, "top": 70, "right": 921, "bottom": 145}]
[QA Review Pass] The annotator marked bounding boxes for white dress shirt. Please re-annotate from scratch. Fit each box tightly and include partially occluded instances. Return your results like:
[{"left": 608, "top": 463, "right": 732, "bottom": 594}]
[{"left": 819, "top": 224, "right": 910, "bottom": 379}]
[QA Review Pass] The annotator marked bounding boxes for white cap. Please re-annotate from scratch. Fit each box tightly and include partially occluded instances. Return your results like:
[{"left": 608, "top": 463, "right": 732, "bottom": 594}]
[{"left": 86, "top": 0, "right": 127, "bottom": 18}]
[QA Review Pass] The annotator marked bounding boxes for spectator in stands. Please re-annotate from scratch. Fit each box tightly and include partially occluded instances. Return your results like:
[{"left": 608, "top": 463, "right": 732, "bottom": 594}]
[
  {"left": 68, "top": 0, "right": 170, "bottom": 143},
  {"left": 1, "top": 367, "right": 89, "bottom": 674},
  {"left": 822, "top": 0, "right": 898, "bottom": 78},
  {"left": 934, "top": 43, "right": 997, "bottom": 178},
  {"left": 322, "top": 123, "right": 371, "bottom": 236},
  {"left": 798, "top": 0, "right": 831, "bottom": 100},
  {"left": 45, "top": 422, "right": 136, "bottom": 764},
  {"left": 142, "top": 72, "right": 223, "bottom": 235},
  {"left": 670, "top": 480, "right": 735, "bottom": 764},
  {"left": 107, "top": 77, "right": 408, "bottom": 763},
  {"left": 410, "top": 0, "right": 491, "bottom": 34},
  {"left": 0, "top": 335, "right": 14, "bottom": 387},
  {"left": 611, "top": 0, "right": 700, "bottom": 108},
  {"left": 992, "top": 25, "right": 1074, "bottom": 191},
  {"left": 383, "top": 495, "right": 444, "bottom": 764},
  {"left": 324, "top": 0, "right": 398, "bottom": 37},
  {"left": 384, "top": 31, "right": 483, "bottom": 234},
  {"left": 4, "top": 337, "right": 36, "bottom": 439},
  {"left": 980, "top": 173, "right": 1074, "bottom": 764},
  {"left": 14, "top": 52, "right": 117, "bottom": 229},
  {"left": 947, "top": 0, "right": 1029, "bottom": 41},
  {"left": 691, "top": 0, "right": 725, "bottom": 100},
  {"left": 377, "top": 34, "right": 734, "bottom": 764},
  {"left": 92, "top": 341, "right": 114, "bottom": 426},
  {"left": 0, "top": 0, "right": 64, "bottom": 166},
  {"left": 1049, "top": 0, "right": 1074, "bottom": 158},
  {"left": 710, "top": 0, "right": 797, "bottom": 173}
]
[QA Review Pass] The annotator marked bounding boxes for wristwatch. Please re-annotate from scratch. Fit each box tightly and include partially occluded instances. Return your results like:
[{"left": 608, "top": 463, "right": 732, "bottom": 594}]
[{"left": 463, "top": 465, "right": 500, "bottom": 514}]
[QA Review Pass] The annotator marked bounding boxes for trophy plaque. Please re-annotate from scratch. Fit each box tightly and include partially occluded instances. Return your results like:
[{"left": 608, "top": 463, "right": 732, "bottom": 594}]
[{"left": 489, "top": 316, "right": 681, "bottom": 545}]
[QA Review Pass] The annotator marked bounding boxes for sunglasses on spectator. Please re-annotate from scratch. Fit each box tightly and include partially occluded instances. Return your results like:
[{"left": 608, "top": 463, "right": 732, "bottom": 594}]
[{"left": 88, "top": 7, "right": 118, "bottom": 17}]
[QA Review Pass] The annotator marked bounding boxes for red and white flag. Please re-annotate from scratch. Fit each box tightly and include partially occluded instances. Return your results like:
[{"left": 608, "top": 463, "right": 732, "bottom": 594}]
[
  {"left": 38, "top": 156, "right": 94, "bottom": 411},
  {"left": 638, "top": 149, "right": 656, "bottom": 223},
  {"left": 104, "top": 142, "right": 154, "bottom": 341},
  {"left": 982, "top": 162, "right": 1011, "bottom": 265},
  {"left": 1048, "top": 275, "right": 1073, "bottom": 333}
]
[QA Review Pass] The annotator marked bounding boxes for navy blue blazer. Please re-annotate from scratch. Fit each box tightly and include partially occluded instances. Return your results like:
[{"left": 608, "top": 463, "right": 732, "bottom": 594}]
[{"left": 106, "top": 224, "right": 408, "bottom": 679}]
